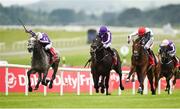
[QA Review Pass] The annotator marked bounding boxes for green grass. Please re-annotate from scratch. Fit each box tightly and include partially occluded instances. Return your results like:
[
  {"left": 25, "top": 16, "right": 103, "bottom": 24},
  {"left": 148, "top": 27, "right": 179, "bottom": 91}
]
[{"left": 0, "top": 90, "right": 180, "bottom": 108}]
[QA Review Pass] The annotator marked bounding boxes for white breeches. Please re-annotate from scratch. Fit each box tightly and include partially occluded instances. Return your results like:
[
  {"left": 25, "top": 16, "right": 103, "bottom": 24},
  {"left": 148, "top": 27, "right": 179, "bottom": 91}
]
[
  {"left": 103, "top": 42, "right": 111, "bottom": 48},
  {"left": 45, "top": 43, "right": 52, "bottom": 50},
  {"left": 144, "top": 38, "right": 154, "bottom": 49}
]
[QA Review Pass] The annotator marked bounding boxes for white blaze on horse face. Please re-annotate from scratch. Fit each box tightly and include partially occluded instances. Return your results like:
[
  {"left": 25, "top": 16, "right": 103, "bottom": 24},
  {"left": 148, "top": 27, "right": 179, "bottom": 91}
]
[{"left": 134, "top": 50, "right": 138, "bottom": 54}]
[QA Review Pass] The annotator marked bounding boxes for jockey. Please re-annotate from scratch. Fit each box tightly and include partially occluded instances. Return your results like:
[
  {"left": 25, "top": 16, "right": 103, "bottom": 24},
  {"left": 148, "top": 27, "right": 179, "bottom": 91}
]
[
  {"left": 26, "top": 30, "right": 58, "bottom": 63},
  {"left": 128, "top": 26, "right": 156, "bottom": 65},
  {"left": 159, "top": 39, "right": 179, "bottom": 67},
  {"left": 97, "top": 26, "right": 117, "bottom": 65}
]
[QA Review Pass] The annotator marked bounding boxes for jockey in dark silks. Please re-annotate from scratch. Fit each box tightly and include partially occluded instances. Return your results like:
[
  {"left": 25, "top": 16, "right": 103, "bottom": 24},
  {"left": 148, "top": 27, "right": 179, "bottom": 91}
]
[
  {"left": 26, "top": 30, "right": 58, "bottom": 64},
  {"left": 128, "top": 27, "right": 156, "bottom": 65},
  {"left": 159, "top": 39, "right": 179, "bottom": 67},
  {"left": 97, "top": 26, "right": 117, "bottom": 65}
]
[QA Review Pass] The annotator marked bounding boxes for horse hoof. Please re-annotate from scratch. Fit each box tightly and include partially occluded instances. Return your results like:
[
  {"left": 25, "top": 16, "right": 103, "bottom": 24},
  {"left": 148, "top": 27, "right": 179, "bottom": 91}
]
[
  {"left": 151, "top": 90, "right": 156, "bottom": 95},
  {"left": 42, "top": 81, "right": 47, "bottom": 86},
  {"left": 101, "top": 88, "right": 105, "bottom": 94},
  {"left": 28, "top": 87, "right": 33, "bottom": 92},
  {"left": 165, "top": 88, "right": 168, "bottom": 91},
  {"left": 49, "top": 85, "right": 53, "bottom": 89},
  {"left": 34, "top": 87, "right": 38, "bottom": 90},
  {"left": 120, "top": 86, "right": 125, "bottom": 90},
  {"left": 152, "top": 93, "right": 156, "bottom": 95},
  {"left": 95, "top": 89, "right": 99, "bottom": 93},
  {"left": 49, "top": 84, "right": 53, "bottom": 89},
  {"left": 106, "top": 93, "right": 111, "bottom": 95},
  {"left": 125, "top": 78, "right": 130, "bottom": 83},
  {"left": 131, "top": 79, "right": 135, "bottom": 82},
  {"left": 46, "top": 79, "right": 50, "bottom": 84}
]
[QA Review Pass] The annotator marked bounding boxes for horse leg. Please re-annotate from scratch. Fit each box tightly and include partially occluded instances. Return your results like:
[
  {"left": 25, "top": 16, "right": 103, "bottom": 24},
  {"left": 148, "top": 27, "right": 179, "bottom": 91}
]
[
  {"left": 27, "top": 69, "right": 34, "bottom": 92},
  {"left": 42, "top": 70, "right": 48, "bottom": 86},
  {"left": 154, "top": 72, "right": 160, "bottom": 95},
  {"left": 126, "top": 65, "right": 135, "bottom": 82},
  {"left": 147, "top": 70, "right": 155, "bottom": 95},
  {"left": 173, "top": 69, "right": 178, "bottom": 87},
  {"left": 104, "top": 73, "right": 111, "bottom": 95},
  {"left": 154, "top": 65, "right": 161, "bottom": 95},
  {"left": 136, "top": 68, "right": 145, "bottom": 95},
  {"left": 34, "top": 72, "right": 42, "bottom": 90},
  {"left": 100, "top": 75, "right": 105, "bottom": 94},
  {"left": 173, "top": 74, "right": 177, "bottom": 86},
  {"left": 92, "top": 73, "right": 99, "bottom": 93},
  {"left": 49, "top": 62, "right": 59, "bottom": 89},
  {"left": 166, "top": 78, "right": 171, "bottom": 94},
  {"left": 114, "top": 66, "right": 124, "bottom": 90}
]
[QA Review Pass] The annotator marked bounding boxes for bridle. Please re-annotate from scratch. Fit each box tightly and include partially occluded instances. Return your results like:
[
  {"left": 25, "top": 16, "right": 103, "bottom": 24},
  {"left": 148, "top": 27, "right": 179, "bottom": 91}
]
[{"left": 90, "top": 38, "right": 108, "bottom": 62}]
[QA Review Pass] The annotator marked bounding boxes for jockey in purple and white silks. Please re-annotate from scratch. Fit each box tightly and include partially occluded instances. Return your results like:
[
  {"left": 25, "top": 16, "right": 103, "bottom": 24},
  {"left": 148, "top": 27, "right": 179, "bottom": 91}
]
[
  {"left": 98, "top": 26, "right": 117, "bottom": 65},
  {"left": 159, "top": 39, "right": 179, "bottom": 67},
  {"left": 26, "top": 30, "right": 58, "bottom": 63},
  {"left": 128, "top": 27, "right": 156, "bottom": 65}
]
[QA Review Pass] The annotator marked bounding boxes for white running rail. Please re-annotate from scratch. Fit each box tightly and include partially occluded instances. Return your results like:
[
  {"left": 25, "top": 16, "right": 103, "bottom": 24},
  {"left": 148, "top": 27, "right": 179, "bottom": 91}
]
[{"left": 0, "top": 64, "right": 155, "bottom": 96}]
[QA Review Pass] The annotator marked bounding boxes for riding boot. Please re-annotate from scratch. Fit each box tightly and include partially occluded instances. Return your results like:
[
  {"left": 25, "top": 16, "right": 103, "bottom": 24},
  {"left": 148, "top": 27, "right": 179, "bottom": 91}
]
[
  {"left": 147, "top": 49, "right": 156, "bottom": 65},
  {"left": 173, "top": 56, "right": 179, "bottom": 67},
  {"left": 106, "top": 47, "right": 117, "bottom": 65},
  {"left": 47, "top": 47, "right": 58, "bottom": 64},
  {"left": 50, "top": 47, "right": 58, "bottom": 62}
]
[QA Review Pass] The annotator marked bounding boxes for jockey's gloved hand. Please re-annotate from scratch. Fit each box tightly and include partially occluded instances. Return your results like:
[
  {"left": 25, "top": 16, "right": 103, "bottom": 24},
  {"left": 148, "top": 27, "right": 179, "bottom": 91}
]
[
  {"left": 25, "top": 29, "right": 32, "bottom": 33},
  {"left": 26, "top": 29, "right": 36, "bottom": 37}
]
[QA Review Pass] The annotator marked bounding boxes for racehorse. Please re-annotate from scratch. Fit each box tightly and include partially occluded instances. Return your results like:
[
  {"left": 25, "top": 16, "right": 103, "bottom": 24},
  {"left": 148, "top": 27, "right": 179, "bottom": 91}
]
[
  {"left": 126, "top": 38, "right": 160, "bottom": 95},
  {"left": 89, "top": 37, "right": 124, "bottom": 95},
  {"left": 27, "top": 36, "right": 60, "bottom": 92},
  {"left": 159, "top": 46, "right": 179, "bottom": 94}
]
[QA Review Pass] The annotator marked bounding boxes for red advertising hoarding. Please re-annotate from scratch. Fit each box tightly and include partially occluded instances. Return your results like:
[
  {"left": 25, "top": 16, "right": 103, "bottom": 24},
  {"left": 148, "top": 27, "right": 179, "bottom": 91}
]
[{"left": 0, "top": 66, "right": 180, "bottom": 93}]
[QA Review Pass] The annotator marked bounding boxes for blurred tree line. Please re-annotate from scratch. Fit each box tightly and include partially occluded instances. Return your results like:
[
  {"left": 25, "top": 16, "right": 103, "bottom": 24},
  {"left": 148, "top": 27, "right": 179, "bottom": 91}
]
[{"left": 0, "top": 3, "right": 180, "bottom": 27}]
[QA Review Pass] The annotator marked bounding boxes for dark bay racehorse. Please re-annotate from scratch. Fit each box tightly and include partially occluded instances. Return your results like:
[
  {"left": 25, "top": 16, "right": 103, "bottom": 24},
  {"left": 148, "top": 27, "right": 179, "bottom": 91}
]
[
  {"left": 159, "top": 46, "right": 179, "bottom": 94},
  {"left": 27, "top": 37, "right": 60, "bottom": 92},
  {"left": 126, "top": 38, "right": 160, "bottom": 95},
  {"left": 89, "top": 37, "right": 124, "bottom": 95}
]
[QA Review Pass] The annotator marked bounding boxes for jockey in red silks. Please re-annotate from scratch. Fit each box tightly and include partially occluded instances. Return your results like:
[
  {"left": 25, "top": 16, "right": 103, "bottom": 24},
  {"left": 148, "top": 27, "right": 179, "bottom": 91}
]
[
  {"left": 97, "top": 26, "right": 117, "bottom": 65},
  {"left": 26, "top": 30, "right": 58, "bottom": 64},
  {"left": 128, "top": 27, "right": 156, "bottom": 65},
  {"left": 159, "top": 39, "right": 179, "bottom": 67}
]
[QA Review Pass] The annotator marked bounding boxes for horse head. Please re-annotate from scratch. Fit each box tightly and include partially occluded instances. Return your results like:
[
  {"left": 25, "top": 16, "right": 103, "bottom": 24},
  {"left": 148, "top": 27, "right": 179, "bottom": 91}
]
[
  {"left": 132, "top": 38, "right": 144, "bottom": 61},
  {"left": 159, "top": 46, "right": 172, "bottom": 64},
  {"left": 90, "top": 37, "right": 104, "bottom": 61},
  {"left": 27, "top": 37, "right": 36, "bottom": 53},
  {"left": 27, "top": 36, "right": 44, "bottom": 54}
]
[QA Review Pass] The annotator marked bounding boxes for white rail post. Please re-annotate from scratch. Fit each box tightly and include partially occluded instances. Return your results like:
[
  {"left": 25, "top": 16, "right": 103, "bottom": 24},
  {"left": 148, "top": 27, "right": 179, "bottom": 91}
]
[
  {"left": 25, "top": 68, "right": 28, "bottom": 96},
  {"left": 118, "top": 87, "right": 122, "bottom": 96},
  {"left": 144, "top": 76, "right": 148, "bottom": 95},
  {"left": 89, "top": 73, "right": 93, "bottom": 95},
  {"left": 132, "top": 81, "right": 136, "bottom": 95},
  {"left": 77, "top": 72, "right": 80, "bottom": 95},
  {"left": 60, "top": 71, "right": 64, "bottom": 96},
  {"left": 158, "top": 79, "right": 161, "bottom": 95},
  {"left": 169, "top": 79, "right": 173, "bottom": 95},
  {"left": 118, "top": 74, "right": 121, "bottom": 96},
  {"left": 44, "top": 85, "right": 47, "bottom": 96},
  {"left": 5, "top": 65, "right": 8, "bottom": 96}
]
